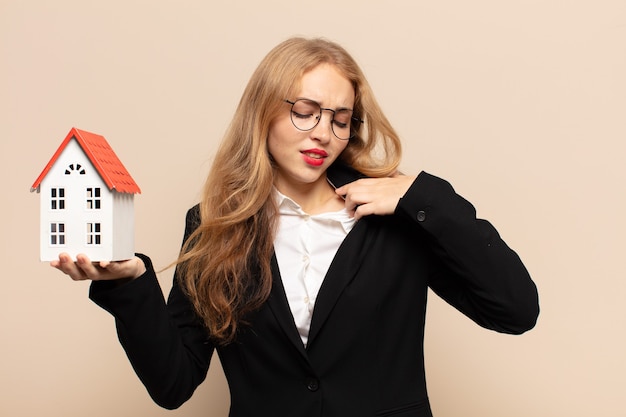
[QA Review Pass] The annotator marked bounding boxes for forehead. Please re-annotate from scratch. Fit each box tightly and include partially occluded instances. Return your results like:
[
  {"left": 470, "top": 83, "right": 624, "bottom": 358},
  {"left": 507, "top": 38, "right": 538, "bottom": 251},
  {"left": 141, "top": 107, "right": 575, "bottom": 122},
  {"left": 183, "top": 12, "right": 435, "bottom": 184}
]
[{"left": 296, "top": 64, "right": 355, "bottom": 107}]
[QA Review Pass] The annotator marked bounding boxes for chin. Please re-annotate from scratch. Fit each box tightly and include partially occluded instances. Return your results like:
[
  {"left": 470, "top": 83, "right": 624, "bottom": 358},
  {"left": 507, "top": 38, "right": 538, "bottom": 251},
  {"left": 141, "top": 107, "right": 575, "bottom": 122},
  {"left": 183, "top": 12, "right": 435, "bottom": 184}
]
[{"left": 278, "top": 169, "right": 326, "bottom": 188}]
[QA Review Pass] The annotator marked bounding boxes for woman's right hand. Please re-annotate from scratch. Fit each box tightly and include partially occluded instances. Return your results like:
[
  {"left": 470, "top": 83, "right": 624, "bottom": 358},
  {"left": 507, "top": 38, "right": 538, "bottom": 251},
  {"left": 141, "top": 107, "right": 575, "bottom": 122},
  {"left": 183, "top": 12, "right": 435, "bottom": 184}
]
[{"left": 51, "top": 253, "right": 146, "bottom": 282}]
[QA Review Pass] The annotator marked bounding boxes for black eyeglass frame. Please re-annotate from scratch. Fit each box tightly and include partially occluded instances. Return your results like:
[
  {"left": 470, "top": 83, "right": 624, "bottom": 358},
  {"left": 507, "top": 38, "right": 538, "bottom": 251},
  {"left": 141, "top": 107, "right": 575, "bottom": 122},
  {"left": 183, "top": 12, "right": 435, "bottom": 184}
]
[{"left": 284, "top": 99, "right": 364, "bottom": 140}]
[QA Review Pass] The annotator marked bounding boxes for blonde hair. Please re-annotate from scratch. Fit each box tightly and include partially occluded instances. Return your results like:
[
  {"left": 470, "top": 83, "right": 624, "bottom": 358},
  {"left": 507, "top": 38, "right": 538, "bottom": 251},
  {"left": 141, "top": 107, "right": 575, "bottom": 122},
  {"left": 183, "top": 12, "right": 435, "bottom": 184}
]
[{"left": 177, "top": 37, "right": 402, "bottom": 344}]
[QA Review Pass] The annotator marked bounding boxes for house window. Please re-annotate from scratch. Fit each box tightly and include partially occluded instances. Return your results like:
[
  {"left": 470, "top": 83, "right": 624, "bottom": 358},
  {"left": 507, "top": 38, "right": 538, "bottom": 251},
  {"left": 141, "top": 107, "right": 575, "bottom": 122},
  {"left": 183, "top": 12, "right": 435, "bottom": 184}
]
[
  {"left": 50, "top": 223, "right": 66, "bottom": 245},
  {"left": 86, "top": 187, "right": 101, "bottom": 209},
  {"left": 51, "top": 188, "right": 65, "bottom": 210},
  {"left": 65, "top": 163, "right": 86, "bottom": 175},
  {"left": 86, "top": 223, "right": 101, "bottom": 245}
]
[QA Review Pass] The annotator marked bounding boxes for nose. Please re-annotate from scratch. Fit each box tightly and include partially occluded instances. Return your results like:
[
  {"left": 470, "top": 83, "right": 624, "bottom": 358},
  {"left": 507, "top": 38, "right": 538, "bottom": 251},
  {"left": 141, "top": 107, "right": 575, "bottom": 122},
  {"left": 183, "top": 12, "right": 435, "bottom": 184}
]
[{"left": 311, "top": 109, "right": 334, "bottom": 142}]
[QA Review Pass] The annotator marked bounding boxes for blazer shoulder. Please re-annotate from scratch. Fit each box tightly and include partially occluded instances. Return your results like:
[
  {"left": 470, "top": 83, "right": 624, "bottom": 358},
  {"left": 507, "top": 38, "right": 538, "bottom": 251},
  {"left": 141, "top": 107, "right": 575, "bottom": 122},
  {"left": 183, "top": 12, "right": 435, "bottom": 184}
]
[
  {"left": 182, "top": 204, "right": 201, "bottom": 244},
  {"left": 186, "top": 204, "right": 200, "bottom": 225}
]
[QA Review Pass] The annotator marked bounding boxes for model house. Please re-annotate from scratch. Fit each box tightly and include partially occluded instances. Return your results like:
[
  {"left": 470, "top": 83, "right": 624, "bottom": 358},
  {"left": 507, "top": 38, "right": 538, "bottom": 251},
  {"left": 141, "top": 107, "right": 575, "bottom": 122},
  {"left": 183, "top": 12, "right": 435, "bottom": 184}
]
[{"left": 31, "top": 127, "right": 141, "bottom": 261}]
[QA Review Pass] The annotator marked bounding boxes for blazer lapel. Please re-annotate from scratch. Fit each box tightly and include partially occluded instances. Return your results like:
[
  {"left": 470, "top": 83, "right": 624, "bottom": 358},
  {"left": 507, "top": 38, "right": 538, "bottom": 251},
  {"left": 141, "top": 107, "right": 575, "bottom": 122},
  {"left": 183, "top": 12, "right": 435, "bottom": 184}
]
[
  {"left": 304, "top": 161, "right": 372, "bottom": 347},
  {"left": 266, "top": 253, "right": 309, "bottom": 359},
  {"left": 306, "top": 216, "right": 378, "bottom": 347},
  {"left": 326, "top": 161, "right": 367, "bottom": 190}
]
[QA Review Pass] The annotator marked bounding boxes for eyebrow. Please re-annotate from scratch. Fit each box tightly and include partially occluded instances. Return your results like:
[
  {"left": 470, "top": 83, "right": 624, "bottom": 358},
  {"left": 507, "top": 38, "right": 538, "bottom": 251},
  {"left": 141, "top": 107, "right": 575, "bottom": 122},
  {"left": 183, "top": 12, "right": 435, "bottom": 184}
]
[{"left": 295, "top": 97, "right": 354, "bottom": 112}]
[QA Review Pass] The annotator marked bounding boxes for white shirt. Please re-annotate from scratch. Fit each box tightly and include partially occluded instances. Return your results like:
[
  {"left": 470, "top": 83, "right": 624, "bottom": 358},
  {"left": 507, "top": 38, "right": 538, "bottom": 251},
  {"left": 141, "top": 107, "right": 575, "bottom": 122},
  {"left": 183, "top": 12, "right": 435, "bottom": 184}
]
[{"left": 273, "top": 190, "right": 356, "bottom": 346}]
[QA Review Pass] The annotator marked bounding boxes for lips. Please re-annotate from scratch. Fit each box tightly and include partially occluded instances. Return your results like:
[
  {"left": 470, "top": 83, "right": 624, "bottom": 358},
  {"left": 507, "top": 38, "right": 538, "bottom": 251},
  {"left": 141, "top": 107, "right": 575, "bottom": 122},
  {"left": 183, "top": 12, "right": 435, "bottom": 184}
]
[{"left": 301, "top": 148, "right": 328, "bottom": 166}]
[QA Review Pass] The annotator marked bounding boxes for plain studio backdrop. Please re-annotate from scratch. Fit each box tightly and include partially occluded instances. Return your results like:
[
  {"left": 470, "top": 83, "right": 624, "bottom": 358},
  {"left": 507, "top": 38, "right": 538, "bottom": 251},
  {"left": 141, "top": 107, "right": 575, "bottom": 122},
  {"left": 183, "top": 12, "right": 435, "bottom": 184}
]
[{"left": 1, "top": 1, "right": 624, "bottom": 416}]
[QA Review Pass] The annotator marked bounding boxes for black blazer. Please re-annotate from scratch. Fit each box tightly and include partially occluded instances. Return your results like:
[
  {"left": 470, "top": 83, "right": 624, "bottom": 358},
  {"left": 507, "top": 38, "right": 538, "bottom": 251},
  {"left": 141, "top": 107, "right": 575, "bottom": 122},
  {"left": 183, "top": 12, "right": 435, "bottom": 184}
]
[{"left": 90, "top": 164, "right": 539, "bottom": 417}]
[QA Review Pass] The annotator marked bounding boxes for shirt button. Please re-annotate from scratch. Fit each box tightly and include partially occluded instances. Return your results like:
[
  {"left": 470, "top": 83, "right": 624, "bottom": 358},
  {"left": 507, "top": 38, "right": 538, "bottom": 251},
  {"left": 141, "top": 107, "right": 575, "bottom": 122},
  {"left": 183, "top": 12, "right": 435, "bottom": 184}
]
[
  {"left": 306, "top": 378, "right": 319, "bottom": 392},
  {"left": 416, "top": 210, "right": 426, "bottom": 222}
]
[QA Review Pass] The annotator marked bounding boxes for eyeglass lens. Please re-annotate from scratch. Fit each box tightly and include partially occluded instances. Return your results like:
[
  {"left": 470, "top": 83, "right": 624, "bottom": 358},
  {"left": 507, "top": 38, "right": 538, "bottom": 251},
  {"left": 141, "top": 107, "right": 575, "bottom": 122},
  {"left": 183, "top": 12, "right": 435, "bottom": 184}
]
[{"left": 290, "top": 99, "right": 355, "bottom": 140}]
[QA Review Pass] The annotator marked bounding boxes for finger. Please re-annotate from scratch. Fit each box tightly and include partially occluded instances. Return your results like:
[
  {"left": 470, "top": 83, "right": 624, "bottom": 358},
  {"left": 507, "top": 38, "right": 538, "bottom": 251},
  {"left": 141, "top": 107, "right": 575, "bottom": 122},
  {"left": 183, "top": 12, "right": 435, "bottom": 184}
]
[
  {"left": 98, "top": 260, "right": 127, "bottom": 277},
  {"left": 99, "top": 257, "right": 146, "bottom": 280},
  {"left": 335, "top": 185, "right": 347, "bottom": 196},
  {"left": 75, "top": 254, "right": 104, "bottom": 280},
  {"left": 345, "top": 187, "right": 374, "bottom": 208},
  {"left": 342, "top": 192, "right": 363, "bottom": 215},
  {"left": 55, "top": 253, "right": 88, "bottom": 281},
  {"left": 352, "top": 204, "right": 367, "bottom": 220},
  {"left": 334, "top": 178, "right": 367, "bottom": 195}
]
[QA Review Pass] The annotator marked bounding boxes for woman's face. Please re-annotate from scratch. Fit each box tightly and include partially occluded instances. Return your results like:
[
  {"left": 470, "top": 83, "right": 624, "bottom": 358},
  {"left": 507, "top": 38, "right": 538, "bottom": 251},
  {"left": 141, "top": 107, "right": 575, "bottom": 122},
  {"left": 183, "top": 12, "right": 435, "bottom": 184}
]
[{"left": 268, "top": 63, "right": 354, "bottom": 195}]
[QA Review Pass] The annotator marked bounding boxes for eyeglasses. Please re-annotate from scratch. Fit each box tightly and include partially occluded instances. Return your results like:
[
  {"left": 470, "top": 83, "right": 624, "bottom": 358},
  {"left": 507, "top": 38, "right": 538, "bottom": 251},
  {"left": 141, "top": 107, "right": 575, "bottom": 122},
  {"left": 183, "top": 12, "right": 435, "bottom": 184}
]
[{"left": 284, "top": 99, "right": 363, "bottom": 140}]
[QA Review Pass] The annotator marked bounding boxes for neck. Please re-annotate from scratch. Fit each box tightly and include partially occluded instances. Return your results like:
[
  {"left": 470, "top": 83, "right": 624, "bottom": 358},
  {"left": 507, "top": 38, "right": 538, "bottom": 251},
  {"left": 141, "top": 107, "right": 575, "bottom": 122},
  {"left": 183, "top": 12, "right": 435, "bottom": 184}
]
[{"left": 275, "top": 175, "right": 344, "bottom": 214}]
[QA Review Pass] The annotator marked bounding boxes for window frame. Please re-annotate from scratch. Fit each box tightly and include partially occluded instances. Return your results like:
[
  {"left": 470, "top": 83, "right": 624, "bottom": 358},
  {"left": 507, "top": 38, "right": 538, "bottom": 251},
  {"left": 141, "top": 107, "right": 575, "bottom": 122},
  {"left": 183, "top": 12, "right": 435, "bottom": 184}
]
[
  {"left": 86, "top": 187, "right": 102, "bottom": 210},
  {"left": 50, "top": 222, "right": 66, "bottom": 246}
]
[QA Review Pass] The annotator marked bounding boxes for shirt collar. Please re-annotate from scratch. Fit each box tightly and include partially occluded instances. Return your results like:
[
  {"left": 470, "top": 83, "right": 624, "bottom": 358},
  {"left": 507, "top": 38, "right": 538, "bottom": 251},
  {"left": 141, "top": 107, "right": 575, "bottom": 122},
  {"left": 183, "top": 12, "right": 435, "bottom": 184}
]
[{"left": 273, "top": 188, "right": 355, "bottom": 233}]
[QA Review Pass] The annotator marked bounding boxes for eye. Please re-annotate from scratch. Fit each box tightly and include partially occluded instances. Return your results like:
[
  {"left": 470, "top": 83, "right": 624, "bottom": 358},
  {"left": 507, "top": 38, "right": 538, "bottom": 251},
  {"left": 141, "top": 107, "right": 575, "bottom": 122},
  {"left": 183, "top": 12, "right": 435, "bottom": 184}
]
[
  {"left": 292, "top": 110, "right": 314, "bottom": 120},
  {"left": 291, "top": 100, "right": 320, "bottom": 119},
  {"left": 332, "top": 110, "right": 353, "bottom": 129}
]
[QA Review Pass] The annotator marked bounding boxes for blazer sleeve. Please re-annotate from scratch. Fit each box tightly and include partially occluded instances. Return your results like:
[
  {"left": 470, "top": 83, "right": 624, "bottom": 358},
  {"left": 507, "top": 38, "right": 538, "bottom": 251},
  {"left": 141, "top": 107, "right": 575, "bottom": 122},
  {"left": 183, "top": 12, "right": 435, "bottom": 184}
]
[
  {"left": 395, "top": 171, "right": 539, "bottom": 334},
  {"left": 89, "top": 206, "right": 214, "bottom": 410}
]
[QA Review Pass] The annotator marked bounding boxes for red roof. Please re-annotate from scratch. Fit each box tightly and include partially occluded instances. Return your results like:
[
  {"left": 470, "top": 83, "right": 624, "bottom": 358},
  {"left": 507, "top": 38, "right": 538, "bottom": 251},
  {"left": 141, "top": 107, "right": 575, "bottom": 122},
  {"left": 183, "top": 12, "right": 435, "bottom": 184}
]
[{"left": 31, "top": 127, "right": 141, "bottom": 194}]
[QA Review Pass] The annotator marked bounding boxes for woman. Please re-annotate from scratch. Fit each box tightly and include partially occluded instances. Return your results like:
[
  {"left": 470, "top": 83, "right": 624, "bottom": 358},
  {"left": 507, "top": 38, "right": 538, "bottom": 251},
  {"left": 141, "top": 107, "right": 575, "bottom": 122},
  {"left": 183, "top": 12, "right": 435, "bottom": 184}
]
[{"left": 52, "top": 37, "right": 539, "bottom": 417}]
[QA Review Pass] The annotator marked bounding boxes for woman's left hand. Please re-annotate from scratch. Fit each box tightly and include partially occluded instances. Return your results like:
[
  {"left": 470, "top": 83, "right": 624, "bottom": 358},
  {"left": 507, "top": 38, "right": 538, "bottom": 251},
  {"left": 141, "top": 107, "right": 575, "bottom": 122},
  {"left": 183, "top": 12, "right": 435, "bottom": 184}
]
[{"left": 335, "top": 174, "right": 416, "bottom": 219}]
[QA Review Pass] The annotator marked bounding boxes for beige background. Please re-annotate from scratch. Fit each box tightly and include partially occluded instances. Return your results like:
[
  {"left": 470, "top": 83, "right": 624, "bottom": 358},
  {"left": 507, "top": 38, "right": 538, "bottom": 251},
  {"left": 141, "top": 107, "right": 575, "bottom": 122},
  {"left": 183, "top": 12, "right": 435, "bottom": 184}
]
[{"left": 2, "top": 1, "right": 625, "bottom": 416}]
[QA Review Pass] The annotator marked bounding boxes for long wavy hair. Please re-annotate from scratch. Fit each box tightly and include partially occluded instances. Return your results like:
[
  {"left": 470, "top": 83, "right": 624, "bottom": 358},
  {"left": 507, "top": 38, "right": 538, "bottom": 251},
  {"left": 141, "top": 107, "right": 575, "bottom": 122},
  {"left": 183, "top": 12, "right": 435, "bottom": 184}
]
[{"left": 176, "top": 37, "right": 402, "bottom": 345}]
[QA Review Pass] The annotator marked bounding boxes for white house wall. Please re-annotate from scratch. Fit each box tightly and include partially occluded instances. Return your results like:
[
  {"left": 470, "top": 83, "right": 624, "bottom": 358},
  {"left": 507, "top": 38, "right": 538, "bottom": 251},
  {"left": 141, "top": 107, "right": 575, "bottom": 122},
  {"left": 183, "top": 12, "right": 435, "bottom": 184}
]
[{"left": 111, "top": 191, "right": 135, "bottom": 261}]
